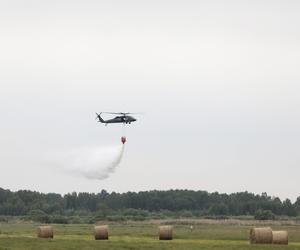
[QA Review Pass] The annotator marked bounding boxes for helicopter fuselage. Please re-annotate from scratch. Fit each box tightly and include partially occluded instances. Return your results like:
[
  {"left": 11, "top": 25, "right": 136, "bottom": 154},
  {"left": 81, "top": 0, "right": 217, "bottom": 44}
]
[{"left": 96, "top": 113, "right": 136, "bottom": 124}]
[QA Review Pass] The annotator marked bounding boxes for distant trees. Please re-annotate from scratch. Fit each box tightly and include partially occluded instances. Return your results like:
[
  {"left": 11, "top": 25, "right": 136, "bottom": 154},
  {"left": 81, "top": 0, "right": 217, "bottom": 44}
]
[
  {"left": 0, "top": 187, "right": 300, "bottom": 221},
  {"left": 294, "top": 197, "right": 300, "bottom": 214}
]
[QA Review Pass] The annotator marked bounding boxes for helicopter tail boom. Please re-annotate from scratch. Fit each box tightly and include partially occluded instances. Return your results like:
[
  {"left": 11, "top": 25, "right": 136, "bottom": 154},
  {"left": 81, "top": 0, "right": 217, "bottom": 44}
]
[{"left": 96, "top": 113, "right": 106, "bottom": 123}]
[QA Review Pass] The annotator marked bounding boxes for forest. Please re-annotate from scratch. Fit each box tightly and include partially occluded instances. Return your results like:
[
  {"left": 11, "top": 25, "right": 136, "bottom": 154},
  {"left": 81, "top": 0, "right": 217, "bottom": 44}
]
[{"left": 0, "top": 188, "right": 299, "bottom": 223}]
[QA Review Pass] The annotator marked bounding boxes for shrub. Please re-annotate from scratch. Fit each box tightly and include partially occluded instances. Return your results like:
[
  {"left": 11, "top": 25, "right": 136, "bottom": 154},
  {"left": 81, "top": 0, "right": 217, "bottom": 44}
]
[
  {"left": 51, "top": 215, "right": 68, "bottom": 224},
  {"left": 27, "top": 209, "right": 50, "bottom": 223},
  {"left": 0, "top": 216, "right": 8, "bottom": 223},
  {"left": 254, "top": 209, "right": 275, "bottom": 220},
  {"left": 106, "top": 215, "right": 126, "bottom": 222}
]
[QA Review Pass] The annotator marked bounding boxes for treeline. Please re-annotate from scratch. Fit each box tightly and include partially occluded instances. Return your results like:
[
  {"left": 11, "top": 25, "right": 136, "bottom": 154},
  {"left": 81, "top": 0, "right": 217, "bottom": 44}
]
[{"left": 0, "top": 188, "right": 300, "bottom": 223}]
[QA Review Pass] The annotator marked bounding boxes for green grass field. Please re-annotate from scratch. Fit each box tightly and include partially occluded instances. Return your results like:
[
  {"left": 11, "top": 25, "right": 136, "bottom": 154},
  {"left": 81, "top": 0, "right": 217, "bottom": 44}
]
[{"left": 1, "top": 221, "right": 300, "bottom": 250}]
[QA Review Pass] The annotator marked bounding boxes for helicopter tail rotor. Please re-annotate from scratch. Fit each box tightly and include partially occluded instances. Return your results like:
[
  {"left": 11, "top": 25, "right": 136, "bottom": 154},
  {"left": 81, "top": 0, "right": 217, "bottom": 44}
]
[{"left": 95, "top": 113, "right": 105, "bottom": 123}]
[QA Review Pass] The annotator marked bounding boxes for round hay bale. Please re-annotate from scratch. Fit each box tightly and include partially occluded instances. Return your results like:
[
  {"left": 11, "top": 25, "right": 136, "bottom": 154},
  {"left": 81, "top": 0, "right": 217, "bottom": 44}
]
[
  {"left": 159, "top": 226, "right": 173, "bottom": 240},
  {"left": 249, "top": 227, "right": 272, "bottom": 244},
  {"left": 94, "top": 225, "right": 109, "bottom": 240},
  {"left": 272, "top": 230, "right": 288, "bottom": 245},
  {"left": 37, "top": 225, "right": 54, "bottom": 238}
]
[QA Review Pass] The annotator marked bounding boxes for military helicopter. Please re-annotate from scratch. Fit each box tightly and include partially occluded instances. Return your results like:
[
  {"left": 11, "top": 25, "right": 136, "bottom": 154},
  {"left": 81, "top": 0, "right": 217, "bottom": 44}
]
[{"left": 96, "top": 112, "right": 137, "bottom": 125}]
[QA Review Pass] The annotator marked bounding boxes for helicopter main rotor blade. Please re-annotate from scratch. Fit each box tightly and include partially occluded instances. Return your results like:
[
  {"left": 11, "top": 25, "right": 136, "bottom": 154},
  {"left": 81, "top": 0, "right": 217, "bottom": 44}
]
[
  {"left": 101, "top": 112, "right": 128, "bottom": 115},
  {"left": 101, "top": 112, "right": 143, "bottom": 115}
]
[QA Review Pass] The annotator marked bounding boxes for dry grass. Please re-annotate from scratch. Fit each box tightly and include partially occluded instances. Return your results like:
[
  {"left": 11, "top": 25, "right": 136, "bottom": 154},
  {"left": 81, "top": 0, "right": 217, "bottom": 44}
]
[{"left": 144, "top": 218, "right": 300, "bottom": 226}]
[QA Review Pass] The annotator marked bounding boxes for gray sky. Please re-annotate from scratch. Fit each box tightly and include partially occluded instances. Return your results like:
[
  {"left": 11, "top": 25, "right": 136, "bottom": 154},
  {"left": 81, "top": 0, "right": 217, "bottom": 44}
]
[{"left": 1, "top": 0, "right": 300, "bottom": 201}]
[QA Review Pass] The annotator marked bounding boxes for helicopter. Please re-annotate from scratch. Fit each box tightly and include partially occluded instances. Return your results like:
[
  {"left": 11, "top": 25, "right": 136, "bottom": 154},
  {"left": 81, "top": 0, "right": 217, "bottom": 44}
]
[{"left": 96, "top": 112, "right": 137, "bottom": 125}]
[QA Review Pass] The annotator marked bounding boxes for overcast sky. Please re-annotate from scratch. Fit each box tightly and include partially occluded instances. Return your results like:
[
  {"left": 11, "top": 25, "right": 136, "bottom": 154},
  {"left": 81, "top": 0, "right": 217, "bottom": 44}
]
[{"left": 1, "top": 0, "right": 300, "bottom": 201}]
